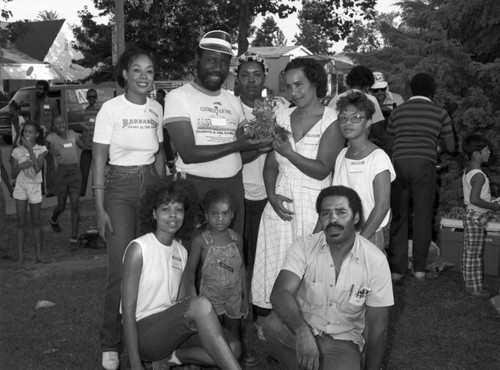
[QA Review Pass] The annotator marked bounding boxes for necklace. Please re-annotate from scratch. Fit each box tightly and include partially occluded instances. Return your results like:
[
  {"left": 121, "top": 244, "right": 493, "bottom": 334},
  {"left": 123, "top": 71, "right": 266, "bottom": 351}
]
[{"left": 352, "top": 144, "right": 368, "bottom": 156}]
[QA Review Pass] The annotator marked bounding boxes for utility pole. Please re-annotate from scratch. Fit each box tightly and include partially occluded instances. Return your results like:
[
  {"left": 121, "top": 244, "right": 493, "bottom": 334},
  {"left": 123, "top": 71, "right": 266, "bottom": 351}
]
[{"left": 114, "top": 0, "right": 125, "bottom": 95}]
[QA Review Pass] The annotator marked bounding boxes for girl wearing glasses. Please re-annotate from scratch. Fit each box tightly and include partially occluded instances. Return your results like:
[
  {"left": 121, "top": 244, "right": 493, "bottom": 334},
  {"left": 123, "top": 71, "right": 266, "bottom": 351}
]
[{"left": 333, "top": 91, "right": 396, "bottom": 251}]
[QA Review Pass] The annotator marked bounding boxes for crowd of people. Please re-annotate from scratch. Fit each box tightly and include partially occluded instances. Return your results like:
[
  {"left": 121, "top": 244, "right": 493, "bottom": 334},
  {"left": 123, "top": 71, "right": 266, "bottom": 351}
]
[{"left": 1, "top": 28, "right": 499, "bottom": 370}]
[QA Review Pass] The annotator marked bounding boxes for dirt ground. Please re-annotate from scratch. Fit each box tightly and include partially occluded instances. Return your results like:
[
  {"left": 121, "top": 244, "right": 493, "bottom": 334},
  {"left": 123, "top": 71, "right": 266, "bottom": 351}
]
[{"left": 0, "top": 199, "right": 107, "bottom": 276}]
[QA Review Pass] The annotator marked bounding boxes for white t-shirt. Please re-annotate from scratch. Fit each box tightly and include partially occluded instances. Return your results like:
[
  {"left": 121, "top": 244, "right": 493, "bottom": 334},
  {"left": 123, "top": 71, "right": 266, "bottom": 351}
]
[
  {"left": 463, "top": 169, "right": 491, "bottom": 213},
  {"left": 121, "top": 232, "right": 188, "bottom": 321},
  {"left": 163, "top": 82, "right": 245, "bottom": 178},
  {"left": 11, "top": 144, "right": 47, "bottom": 184},
  {"left": 241, "top": 97, "right": 290, "bottom": 200},
  {"left": 93, "top": 95, "right": 163, "bottom": 166},
  {"left": 328, "top": 89, "right": 384, "bottom": 125},
  {"left": 333, "top": 147, "right": 396, "bottom": 230}
]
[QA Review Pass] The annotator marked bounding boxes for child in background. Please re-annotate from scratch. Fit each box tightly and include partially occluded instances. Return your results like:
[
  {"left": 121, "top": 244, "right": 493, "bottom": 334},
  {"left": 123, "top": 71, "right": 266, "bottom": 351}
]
[
  {"left": 45, "top": 115, "right": 86, "bottom": 246},
  {"left": 184, "top": 189, "right": 256, "bottom": 366},
  {"left": 10, "top": 100, "right": 25, "bottom": 148},
  {"left": 10, "top": 121, "right": 47, "bottom": 268},
  {"left": 462, "top": 134, "right": 500, "bottom": 298}
]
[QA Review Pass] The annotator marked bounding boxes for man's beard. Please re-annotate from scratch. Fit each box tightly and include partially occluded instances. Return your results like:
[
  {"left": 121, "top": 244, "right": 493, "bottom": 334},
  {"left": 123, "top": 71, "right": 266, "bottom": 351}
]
[{"left": 197, "top": 62, "right": 227, "bottom": 92}]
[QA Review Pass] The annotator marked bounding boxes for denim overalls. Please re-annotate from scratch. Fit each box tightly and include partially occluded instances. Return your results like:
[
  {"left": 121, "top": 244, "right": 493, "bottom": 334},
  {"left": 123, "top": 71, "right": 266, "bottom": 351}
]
[{"left": 199, "top": 229, "right": 243, "bottom": 318}]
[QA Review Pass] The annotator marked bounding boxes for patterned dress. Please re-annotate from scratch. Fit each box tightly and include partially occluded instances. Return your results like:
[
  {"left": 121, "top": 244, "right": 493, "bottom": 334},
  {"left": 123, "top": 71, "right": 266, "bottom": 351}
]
[{"left": 251, "top": 106, "right": 337, "bottom": 309}]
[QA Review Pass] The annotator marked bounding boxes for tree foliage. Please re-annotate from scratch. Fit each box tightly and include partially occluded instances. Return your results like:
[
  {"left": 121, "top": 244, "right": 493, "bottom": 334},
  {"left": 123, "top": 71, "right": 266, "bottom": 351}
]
[
  {"left": 37, "top": 10, "right": 61, "bottom": 21},
  {"left": 251, "top": 16, "right": 286, "bottom": 47},
  {"left": 1, "top": 0, "right": 12, "bottom": 20},
  {"left": 347, "top": 0, "right": 500, "bottom": 219},
  {"left": 294, "top": 0, "right": 377, "bottom": 54}
]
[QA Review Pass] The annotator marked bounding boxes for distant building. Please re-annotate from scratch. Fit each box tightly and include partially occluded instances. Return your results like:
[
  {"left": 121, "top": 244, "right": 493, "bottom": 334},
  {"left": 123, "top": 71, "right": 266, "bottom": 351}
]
[{"left": 1, "top": 19, "right": 91, "bottom": 93}]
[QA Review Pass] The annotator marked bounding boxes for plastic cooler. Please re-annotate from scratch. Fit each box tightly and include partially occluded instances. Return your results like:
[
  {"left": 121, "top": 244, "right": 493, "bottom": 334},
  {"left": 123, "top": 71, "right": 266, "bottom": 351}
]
[{"left": 439, "top": 218, "right": 500, "bottom": 276}]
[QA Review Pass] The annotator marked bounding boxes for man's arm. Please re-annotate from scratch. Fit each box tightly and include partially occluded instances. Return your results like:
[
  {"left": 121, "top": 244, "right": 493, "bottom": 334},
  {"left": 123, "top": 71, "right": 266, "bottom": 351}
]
[
  {"left": 364, "top": 306, "right": 389, "bottom": 370},
  {"left": 271, "top": 270, "right": 320, "bottom": 370},
  {"left": 166, "top": 121, "right": 267, "bottom": 164}
]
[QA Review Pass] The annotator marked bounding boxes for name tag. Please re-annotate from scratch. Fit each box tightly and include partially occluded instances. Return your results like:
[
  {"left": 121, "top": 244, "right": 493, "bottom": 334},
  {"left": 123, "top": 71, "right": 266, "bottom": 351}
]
[
  {"left": 89, "top": 118, "right": 95, "bottom": 122},
  {"left": 44, "top": 104, "right": 50, "bottom": 110},
  {"left": 172, "top": 255, "right": 183, "bottom": 270},
  {"left": 211, "top": 118, "right": 227, "bottom": 126},
  {"left": 220, "top": 261, "right": 234, "bottom": 273},
  {"left": 63, "top": 142, "right": 73, "bottom": 148}
]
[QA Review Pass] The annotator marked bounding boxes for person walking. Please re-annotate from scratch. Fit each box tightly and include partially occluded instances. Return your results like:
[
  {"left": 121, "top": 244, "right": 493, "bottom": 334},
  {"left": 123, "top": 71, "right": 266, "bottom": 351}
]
[{"left": 80, "top": 88, "right": 100, "bottom": 196}]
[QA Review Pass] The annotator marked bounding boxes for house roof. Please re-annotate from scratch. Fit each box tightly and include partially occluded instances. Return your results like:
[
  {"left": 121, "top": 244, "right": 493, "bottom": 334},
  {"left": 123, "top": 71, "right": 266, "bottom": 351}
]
[
  {"left": 0, "top": 46, "right": 42, "bottom": 64},
  {"left": 1, "top": 64, "right": 60, "bottom": 80},
  {"left": 14, "top": 19, "right": 65, "bottom": 61},
  {"left": 248, "top": 45, "right": 313, "bottom": 58}
]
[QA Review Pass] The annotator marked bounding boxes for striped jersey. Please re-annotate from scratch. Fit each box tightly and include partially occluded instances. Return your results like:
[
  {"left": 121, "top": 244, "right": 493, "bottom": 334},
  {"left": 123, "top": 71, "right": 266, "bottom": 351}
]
[{"left": 386, "top": 97, "right": 453, "bottom": 163}]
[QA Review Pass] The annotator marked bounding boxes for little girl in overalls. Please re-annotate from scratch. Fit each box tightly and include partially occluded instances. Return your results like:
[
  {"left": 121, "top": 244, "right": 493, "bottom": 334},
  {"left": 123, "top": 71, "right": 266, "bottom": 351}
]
[{"left": 184, "top": 188, "right": 249, "bottom": 345}]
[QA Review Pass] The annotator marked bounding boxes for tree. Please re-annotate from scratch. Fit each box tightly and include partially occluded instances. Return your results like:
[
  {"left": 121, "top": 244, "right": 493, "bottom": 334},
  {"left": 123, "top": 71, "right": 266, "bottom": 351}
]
[
  {"left": 294, "top": 0, "right": 377, "bottom": 54},
  {"left": 252, "top": 16, "right": 286, "bottom": 47},
  {"left": 37, "top": 10, "right": 61, "bottom": 21},
  {"left": 347, "top": 0, "right": 500, "bottom": 219},
  {"left": 1, "top": 0, "right": 12, "bottom": 20}
]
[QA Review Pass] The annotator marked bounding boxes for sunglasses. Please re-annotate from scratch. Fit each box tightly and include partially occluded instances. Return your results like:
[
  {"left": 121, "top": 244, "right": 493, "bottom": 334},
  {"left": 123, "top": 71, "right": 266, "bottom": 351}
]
[
  {"left": 371, "top": 88, "right": 387, "bottom": 93},
  {"left": 338, "top": 113, "right": 366, "bottom": 124}
]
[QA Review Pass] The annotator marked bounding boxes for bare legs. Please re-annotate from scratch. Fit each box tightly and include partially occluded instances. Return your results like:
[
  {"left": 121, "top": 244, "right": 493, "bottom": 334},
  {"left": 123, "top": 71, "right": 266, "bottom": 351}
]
[
  {"left": 177, "top": 297, "right": 241, "bottom": 370},
  {"left": 16, "top": 200, "right": 43, "bottom": 268}
]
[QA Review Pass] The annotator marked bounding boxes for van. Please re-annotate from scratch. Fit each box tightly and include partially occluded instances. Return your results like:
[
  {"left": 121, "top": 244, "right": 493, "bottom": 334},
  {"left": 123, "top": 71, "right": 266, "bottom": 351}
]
[{"left": 0, "top": 83, "right": 115, "bottom": 143}]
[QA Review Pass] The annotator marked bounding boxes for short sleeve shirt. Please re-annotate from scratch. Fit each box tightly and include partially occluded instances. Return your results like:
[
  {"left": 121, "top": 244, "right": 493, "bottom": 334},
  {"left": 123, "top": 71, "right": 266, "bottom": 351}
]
[
  {"left": 45, "top": 130, "right": 81, "bottom": 165},
  {"left": 281, "top": 232, "right": 394, "bottom": 350},
  {"left": 82, "top": 103, "right": 101, "bottom": 150},
  {"left": 163, "top": 82, "right": 245, "bottom": 178},
  {"left": 11, "top": 144, "right": 47, "bottom": 183},
  {"left": 93, "top": 95, "right": 163, "bottom": 166},
  {"left": 333, "top": 147, "right": 396, "bottom": 229}
]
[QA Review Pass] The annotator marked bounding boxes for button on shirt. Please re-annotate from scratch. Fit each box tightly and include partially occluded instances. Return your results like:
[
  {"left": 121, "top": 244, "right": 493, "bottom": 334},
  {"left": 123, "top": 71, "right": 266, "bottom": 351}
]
[{"left": 281, "top": 232, "right": 394, "bottom": 350}]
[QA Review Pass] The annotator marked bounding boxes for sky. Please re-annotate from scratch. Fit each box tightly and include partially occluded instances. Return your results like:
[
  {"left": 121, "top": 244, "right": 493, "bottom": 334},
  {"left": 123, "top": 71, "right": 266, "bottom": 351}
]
[{"left": 5, "top": 0, "right": 399, "bottom": 52}]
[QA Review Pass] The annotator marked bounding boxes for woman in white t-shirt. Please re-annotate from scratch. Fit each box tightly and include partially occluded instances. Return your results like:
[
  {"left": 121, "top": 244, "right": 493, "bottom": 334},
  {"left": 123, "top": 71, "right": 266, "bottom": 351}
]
[
  {"left": 92, "top": 47, "right": 166, "bottom": 370},
  {"left": 333, "top": 91, "right": 396, "bottom": 250}
]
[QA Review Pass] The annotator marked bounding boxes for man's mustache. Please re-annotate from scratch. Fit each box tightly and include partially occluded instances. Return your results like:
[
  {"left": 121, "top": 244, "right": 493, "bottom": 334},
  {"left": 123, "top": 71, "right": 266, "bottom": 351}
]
[{"left": 326, "top": 223, "right": 343, "bottom": 232}]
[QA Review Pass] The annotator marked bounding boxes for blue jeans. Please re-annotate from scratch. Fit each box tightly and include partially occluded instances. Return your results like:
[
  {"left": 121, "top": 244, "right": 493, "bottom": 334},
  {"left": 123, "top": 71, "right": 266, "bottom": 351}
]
[
  {"left": 387, "top": 158, "right": 437, "bottom": 274},
  {"left": 263, "top": 313, "right": 361, "bottom": 370},
  {"left": 100, "top": 164, "right": 159, "bottom": 351}
]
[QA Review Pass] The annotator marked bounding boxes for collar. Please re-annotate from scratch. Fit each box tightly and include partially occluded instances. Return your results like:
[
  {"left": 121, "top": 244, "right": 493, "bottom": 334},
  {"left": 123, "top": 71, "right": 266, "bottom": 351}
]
[
  {"left": 409, "top": 95, "right": 432, "bottom": 102},
  {"left": 190, "top": 80, "right": 222, "bottom": 97},
  {"left": 319, "top": 232, "right": 361, "bottom": 263}
]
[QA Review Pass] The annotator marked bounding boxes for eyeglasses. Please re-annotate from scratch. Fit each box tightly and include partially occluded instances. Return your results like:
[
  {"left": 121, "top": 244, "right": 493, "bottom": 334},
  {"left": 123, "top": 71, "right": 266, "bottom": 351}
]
[
  {"left": 371, "top": 88, "right": 387, "bottom": 93},
  {"left": 338, "top": 113, "right": 366, "bottom": 124}
]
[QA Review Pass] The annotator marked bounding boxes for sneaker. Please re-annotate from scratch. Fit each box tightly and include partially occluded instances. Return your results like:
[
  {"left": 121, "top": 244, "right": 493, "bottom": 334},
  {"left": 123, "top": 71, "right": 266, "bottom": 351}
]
[
  {"left": 469, "top": 289, "right": 490, "bottom": 298},
  {"left": 102, "top": 351, "right": 119, "bottom": 370},
  {"left": 413, "top": 271, "right": 426, "bottom": 280},
  {"left": 49, "top": 218, "right": 62, "bottom": 233},
  {"left": 70, "top": 238, "right": 78, "bottom": 245},
  {"left": 391, "top": 272, "right": 404, "bottom": 282}
]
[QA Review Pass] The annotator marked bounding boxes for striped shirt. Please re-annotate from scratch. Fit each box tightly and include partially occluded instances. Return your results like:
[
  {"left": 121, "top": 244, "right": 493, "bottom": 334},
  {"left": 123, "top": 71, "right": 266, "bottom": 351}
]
[{"left": 386, "top": 97, "right": 453, "bottom": 163}]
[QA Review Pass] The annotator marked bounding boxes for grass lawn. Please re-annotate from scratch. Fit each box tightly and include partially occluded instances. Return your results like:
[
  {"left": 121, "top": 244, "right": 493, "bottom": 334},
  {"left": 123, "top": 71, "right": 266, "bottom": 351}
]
[{"left": 1, "top": 200, "right": 500, "bottom": 369}]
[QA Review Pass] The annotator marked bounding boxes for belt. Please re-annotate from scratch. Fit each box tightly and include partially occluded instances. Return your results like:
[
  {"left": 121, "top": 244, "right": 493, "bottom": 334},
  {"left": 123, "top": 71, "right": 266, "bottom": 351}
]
[{"left": 109, "top": 163, "right": 155, "bottom": 173}]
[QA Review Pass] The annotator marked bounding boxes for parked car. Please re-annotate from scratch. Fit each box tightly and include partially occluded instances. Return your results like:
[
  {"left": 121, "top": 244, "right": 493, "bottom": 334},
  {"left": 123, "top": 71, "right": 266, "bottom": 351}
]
[{"left": 0, "top": 83, "right": 115, "bottom": 144}]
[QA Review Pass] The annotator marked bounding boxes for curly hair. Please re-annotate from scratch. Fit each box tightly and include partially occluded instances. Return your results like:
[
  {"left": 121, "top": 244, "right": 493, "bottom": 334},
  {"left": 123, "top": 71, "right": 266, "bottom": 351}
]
[
  {"left": 346, "top": 65, "right": 374, "bottom": 89},
  {"left": 336, "top": 91, "right": 376, "bottom": 120},
  {"left": 316, "top": 185, "right": 364, "bottom": 231},
  {"left": 139, "top": 178, "right": 200, "bottom": 244},
  {"left": 115, "top": 47, "right": 156, "bottom": 88},
  {"left": 284, "top": 57, "right": 327, "bottom": 98}
]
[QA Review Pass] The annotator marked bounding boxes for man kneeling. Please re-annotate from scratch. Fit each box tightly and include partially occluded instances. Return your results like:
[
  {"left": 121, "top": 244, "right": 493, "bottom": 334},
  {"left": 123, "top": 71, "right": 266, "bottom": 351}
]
[{"left": 264, "top": 185, "right": 393, "bottom": 370}]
